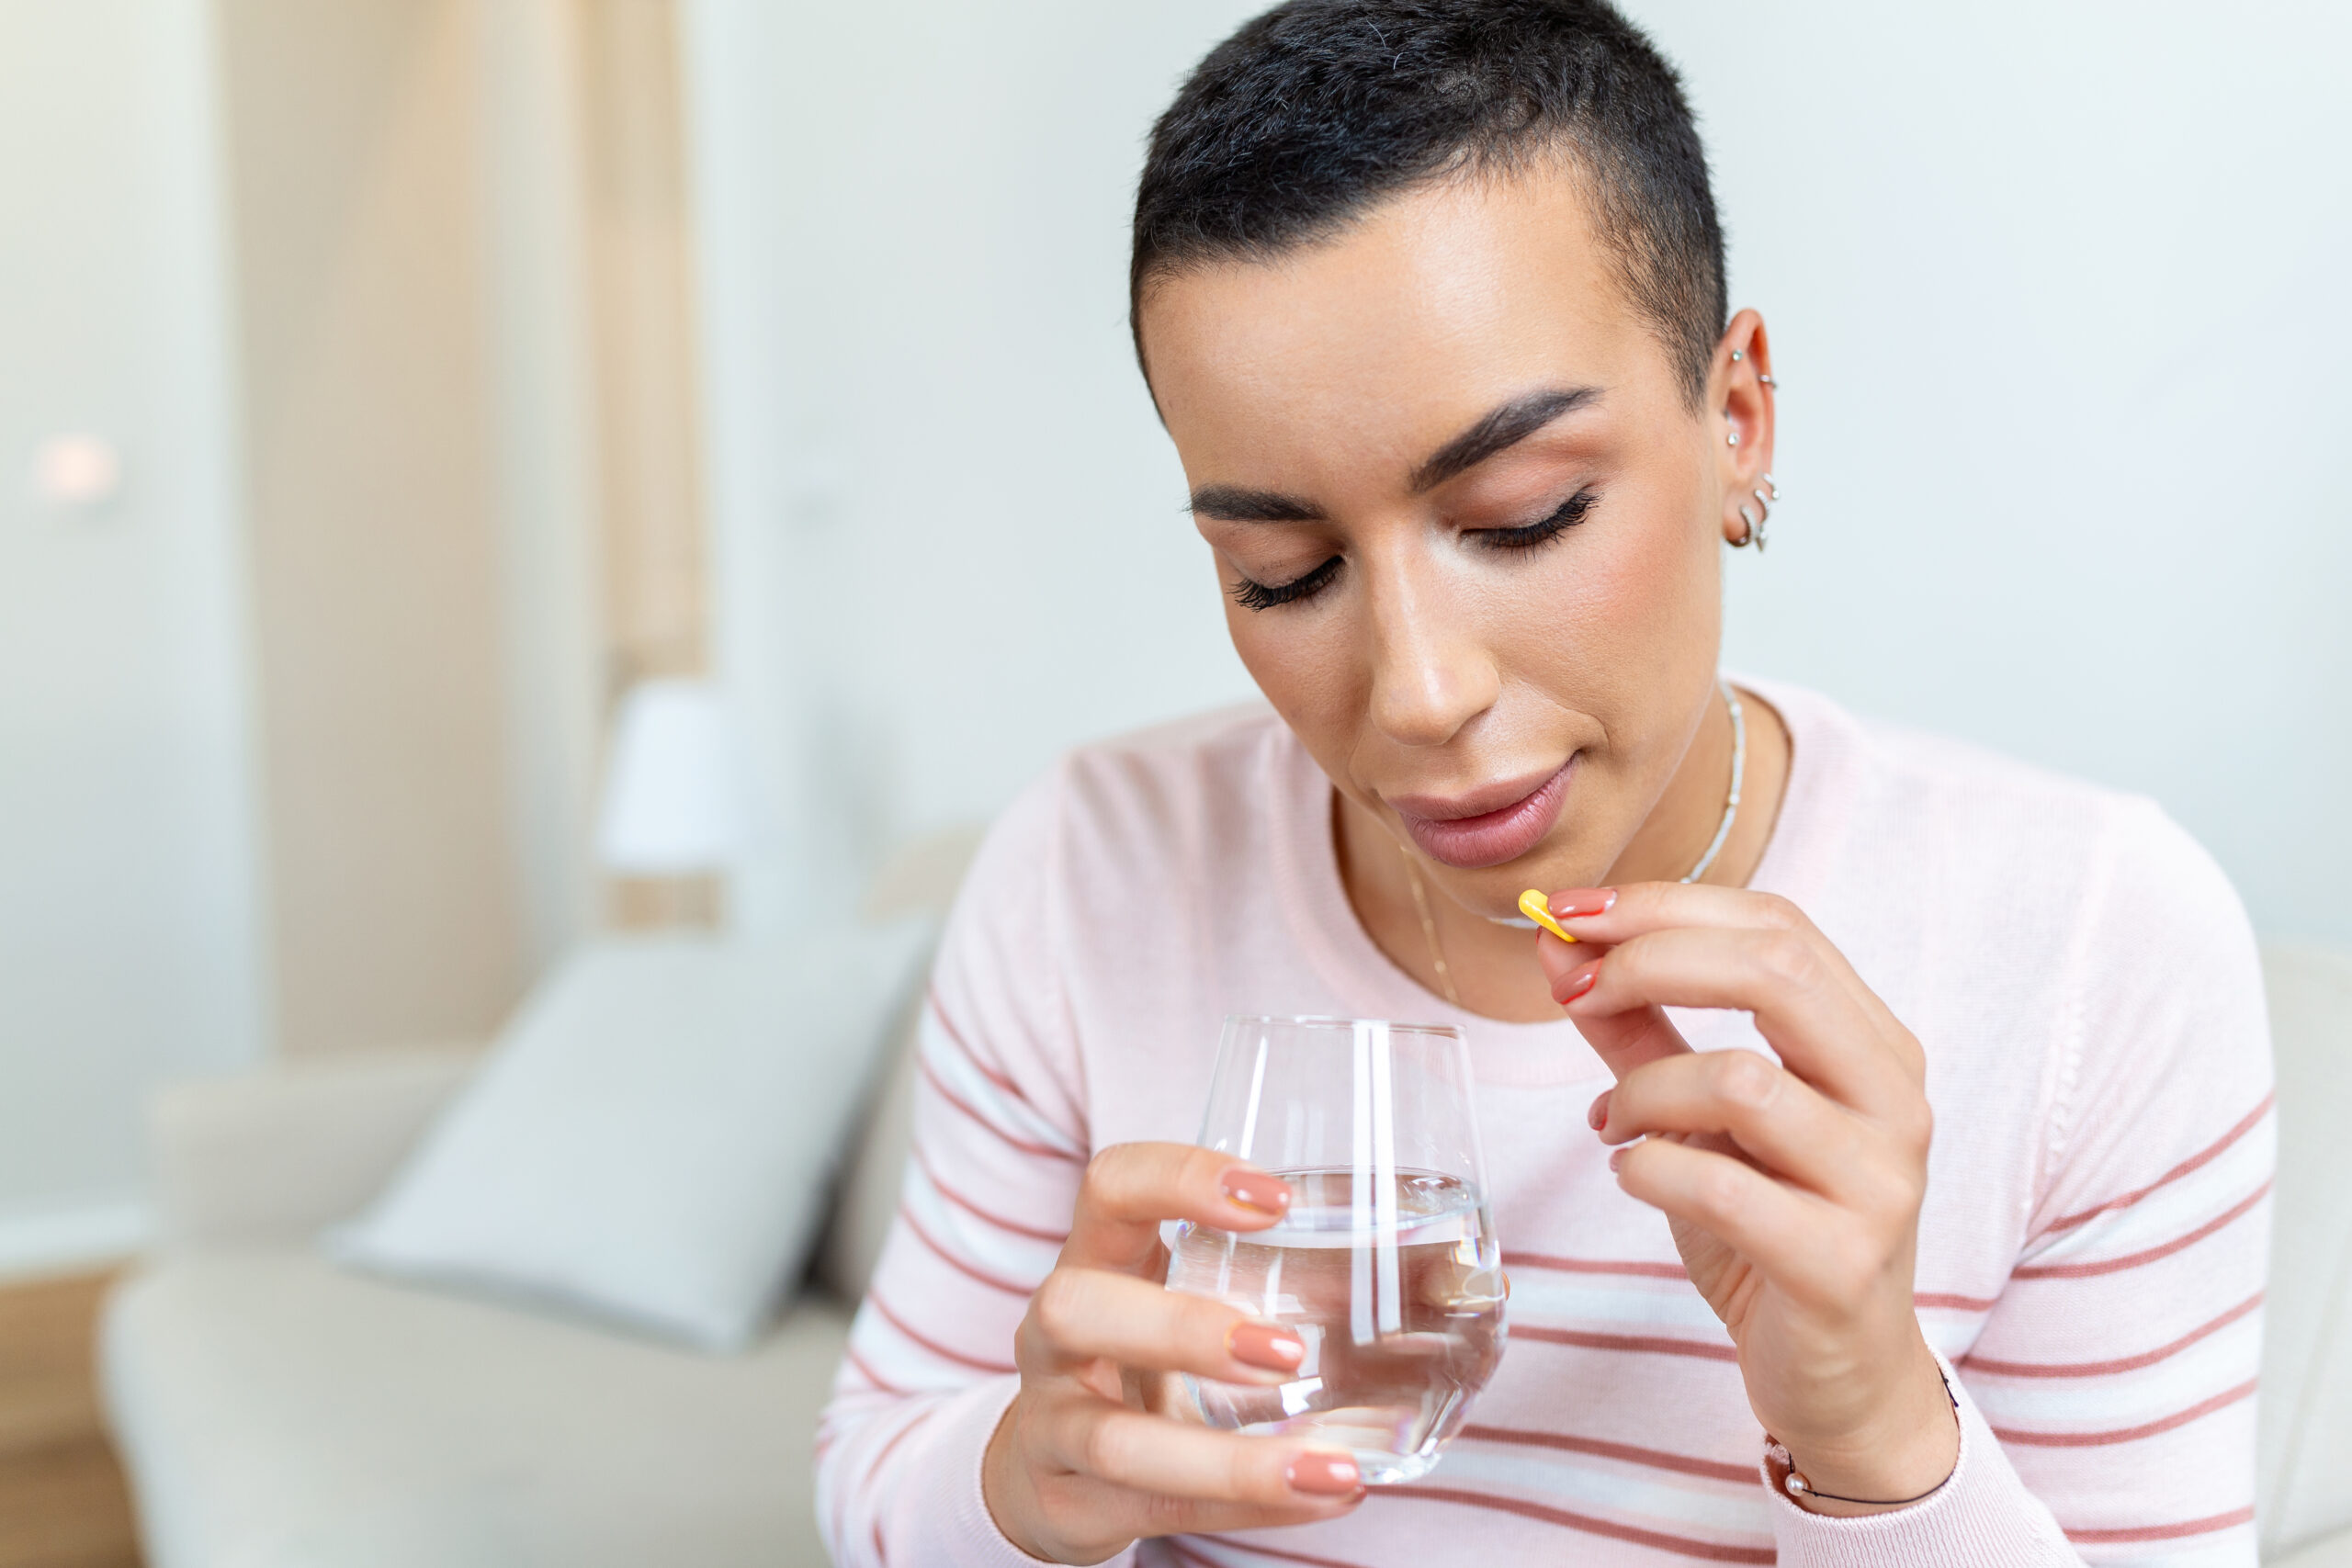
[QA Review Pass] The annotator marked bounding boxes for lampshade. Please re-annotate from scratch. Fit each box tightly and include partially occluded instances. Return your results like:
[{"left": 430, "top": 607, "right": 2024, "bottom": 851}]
[{"left": 594, "top": 680, "right": 750, "bottom": 874}]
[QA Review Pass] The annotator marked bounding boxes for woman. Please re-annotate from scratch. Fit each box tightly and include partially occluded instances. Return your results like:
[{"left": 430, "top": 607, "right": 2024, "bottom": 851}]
[{"left": 819, "top": 3, "right": 2271, "bottom": 1563}]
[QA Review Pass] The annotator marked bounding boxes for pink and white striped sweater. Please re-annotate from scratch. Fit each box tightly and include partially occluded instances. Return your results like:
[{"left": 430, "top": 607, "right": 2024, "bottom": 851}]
[{"left": 818, "top": 679, "right": 2274, "bottom": 1567}]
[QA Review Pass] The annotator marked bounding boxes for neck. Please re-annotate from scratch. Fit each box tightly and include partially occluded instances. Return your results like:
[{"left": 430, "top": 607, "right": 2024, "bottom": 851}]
[{"left": 1336, "top": 682, "right": 1792, "bottom": 1023}]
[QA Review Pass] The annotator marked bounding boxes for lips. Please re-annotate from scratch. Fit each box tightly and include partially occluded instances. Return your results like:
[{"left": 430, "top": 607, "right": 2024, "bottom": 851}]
[{"left": 1389, "top": 759, "right": 1575, "bottom": 870}]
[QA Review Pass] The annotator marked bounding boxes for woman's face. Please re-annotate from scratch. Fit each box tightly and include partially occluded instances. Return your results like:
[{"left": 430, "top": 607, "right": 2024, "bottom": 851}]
[{"left": 1138, "top": 166, "right": 1768, "bottom": 919}]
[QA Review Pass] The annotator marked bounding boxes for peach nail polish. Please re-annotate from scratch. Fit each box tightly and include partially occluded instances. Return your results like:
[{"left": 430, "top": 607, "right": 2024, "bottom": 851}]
[
  {"left": 1556, "top": 964, "right": 1600, "bottom": 1005},
  {"left": 1222, "top": 1168, "right": 1291, "bottom": 1216},
  {"left": 1551, "top": 888, "right": 1618, "bottom": 919},
  {"left": 1228, "top": 1322, "right": 1306, "bottom": 1371},
  {"left": 1287, "top": 1452, "right": 1362, "bottom": 1495}
]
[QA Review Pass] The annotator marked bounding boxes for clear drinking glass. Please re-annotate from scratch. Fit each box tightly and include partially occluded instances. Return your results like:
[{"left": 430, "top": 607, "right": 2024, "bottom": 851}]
[{"left": 1164, "top": 1017, "right": 1506, "bottom": 1484}]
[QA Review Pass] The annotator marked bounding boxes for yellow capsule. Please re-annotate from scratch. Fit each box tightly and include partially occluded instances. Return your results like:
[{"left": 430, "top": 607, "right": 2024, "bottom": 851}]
[{"left": 1519, "top": 888, "right": 1576, "bottom": 943}]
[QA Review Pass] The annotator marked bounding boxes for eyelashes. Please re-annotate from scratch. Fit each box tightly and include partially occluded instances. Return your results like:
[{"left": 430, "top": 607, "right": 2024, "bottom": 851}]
[
  {"left": 1480, "top": 485, "right": 1598, "bottom": 550},
  {"left": 1227, "top": 486, "right": 1599, "bottom": 612},
  {"left": 1229, "top": 554, "right": 1342, "bottom": 612}
]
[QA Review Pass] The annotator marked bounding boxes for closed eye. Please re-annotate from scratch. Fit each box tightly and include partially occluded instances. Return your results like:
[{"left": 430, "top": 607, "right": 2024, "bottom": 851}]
[
  {"left": 1475, "top": 486, "right": 1598, "bottom": 550},
  {"left": 1227, "top": 487, "right": 1594, "bottom": 612},
  {"left": 1229, "top": 553, "right": 1342, "bottom": 612}
]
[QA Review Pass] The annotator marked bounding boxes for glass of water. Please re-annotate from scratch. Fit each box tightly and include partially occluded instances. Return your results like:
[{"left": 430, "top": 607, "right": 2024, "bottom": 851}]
[{"left": 1164, "top": 1017, "right": 1506, "bottom": 1484}]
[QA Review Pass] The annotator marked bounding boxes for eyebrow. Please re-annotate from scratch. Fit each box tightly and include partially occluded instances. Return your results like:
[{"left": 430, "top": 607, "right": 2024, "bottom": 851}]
[
  {"left": 1408, "top": 386, "right": 1602, "bottom": 492},
  {"left": 1185, "top": 385, "right": 1603, "bottom": 523},
  {"left": 1185, "top": 485, "right": 1327, "bottom": 523}
]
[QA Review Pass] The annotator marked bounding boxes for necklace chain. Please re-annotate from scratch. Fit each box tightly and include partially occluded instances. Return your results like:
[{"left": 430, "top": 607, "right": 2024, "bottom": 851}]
[
  {"left": 1680, "top": 683, "right": 1747, "bottom": 886},
  {"left": 1398, "top": 682, "right": 1747, "bottom": 1008},
  {"left": 1400, "top": 836, "right": 1464, "bottom": 1008}
]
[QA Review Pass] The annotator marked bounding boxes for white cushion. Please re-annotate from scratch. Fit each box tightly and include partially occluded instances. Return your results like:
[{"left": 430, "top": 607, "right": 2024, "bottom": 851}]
[
  {"left": 151, "top": 1045, "right": 480, "bottom": 1250},
  {"left": 330, "top": 923, "right": 925, "bottom": 1351},
  {"left": 102, "top": 1253, "right": 852, "bottom": 1568},
  {"left": 2274, "top": 1535, "right": 2352, "bottom": 1568},
  {"left": 817, "top": 989, "right": 924, "bottom": 1303}
]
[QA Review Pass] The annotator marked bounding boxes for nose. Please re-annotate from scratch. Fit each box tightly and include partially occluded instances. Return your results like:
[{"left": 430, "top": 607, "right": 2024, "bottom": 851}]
[{"left": 1363, "top": 550, "right": 1501, "bottom": 749}]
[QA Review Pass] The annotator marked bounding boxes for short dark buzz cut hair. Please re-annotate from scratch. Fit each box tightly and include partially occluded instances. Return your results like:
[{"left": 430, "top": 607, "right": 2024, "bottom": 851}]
[{"left": 1131, "top": 0, "right": 1727, "bottom": 408}]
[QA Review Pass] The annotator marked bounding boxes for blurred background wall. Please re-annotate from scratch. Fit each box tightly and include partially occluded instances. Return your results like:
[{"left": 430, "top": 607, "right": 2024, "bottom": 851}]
[
  {"left": 0, "top": 0, "right": 264, "bottom": 1270},
  {"left": 684, "top": 0, "right": 2352, "bottom": 939},
  {"left": 2, "top": 0, "right": 2346, "bottom": 1272}
]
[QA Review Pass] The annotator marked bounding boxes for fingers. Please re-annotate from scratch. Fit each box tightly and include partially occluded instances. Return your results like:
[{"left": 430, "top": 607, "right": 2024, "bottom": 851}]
[
  {"left": 1119, "top": 1494, "right": 1363, "bottom": 1540},
  {"left": 1597, "top": 1049, "right": 1900, "bottom": 1205},
  {"left": 1022, "top": 1267, "right": 1304, "bottom": 1383},
  {"left": 1041, "top": 1400, "right": 1363, "bottom": 1508},
  {"left": 1531, "top": 886, "right": 1620, "bottom": 989},
  {"left": 1533, "top": 889, "right": 1694, "bottom": 1080},
  {"left": 1612, "top": 1136, "right": 1911, "bottom": 1314},
  {"left": 1558, "top": 924, "right": 1917, "bottom": 1119},
  {"left": 1610, "top": 1135, "right": 1826, "bottom": 1288},
  {"left": 1558, "top": 988, "right": 1695, "bottom": 1082},
  {"left": 1544, "top": 883, "right": 1919, "bottom": 1078},
  {"left": 988, "top": 1390, "right": 1362, "bottom": 1564},
  {"left": 1063, "top": 1142, "right": 1289, "bottom": 1273}
]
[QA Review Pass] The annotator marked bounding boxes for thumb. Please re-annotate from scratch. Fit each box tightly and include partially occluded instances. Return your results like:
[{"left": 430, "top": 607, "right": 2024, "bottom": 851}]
[
  {"left": 1537, "top": 931, "right": 1694, "bottom": 1082},
  {"left": 1571, "top": 1001, "right": 1694, "bottom": 1083}
]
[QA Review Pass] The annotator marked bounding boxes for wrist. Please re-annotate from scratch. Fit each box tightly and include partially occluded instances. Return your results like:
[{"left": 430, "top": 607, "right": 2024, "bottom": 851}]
[
  {"left": 1770, "top": 1343, "right": 1960, "bottom": 1517},
  {"left": 980, "top": 1399, "right": 1056, "bottom": 1561}
]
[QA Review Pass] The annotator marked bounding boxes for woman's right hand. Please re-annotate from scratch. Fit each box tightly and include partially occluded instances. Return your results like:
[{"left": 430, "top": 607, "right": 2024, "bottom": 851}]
[{"left": 980, "top": 1142, "right": 1368, "bottom": 1563}]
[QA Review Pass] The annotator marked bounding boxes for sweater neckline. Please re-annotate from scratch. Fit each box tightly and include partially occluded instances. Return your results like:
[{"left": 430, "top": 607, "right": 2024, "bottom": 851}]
[{"left": 1266, "top": 675, "right": 1859, "bottom": 1087}]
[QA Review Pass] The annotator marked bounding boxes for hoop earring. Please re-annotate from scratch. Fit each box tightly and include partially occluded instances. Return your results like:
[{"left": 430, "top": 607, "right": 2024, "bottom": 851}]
[{"left": 1732, "top": 473, "right": 1778, "bottom": 550}]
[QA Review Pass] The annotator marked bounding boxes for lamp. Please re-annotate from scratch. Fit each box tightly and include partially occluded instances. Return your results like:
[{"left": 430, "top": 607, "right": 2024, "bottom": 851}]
[{"left": 594, "top": 679, "right": 749, "bottom": 874}]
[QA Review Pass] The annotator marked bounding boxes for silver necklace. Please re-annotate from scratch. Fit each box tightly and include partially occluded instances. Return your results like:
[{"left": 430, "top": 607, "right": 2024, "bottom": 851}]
[
  {"left": 1679, "top": 682, "right": 1747, "bottom": 886},
  {"left": 1402, "top": 684, "right": 1747, "bottom": 997}
]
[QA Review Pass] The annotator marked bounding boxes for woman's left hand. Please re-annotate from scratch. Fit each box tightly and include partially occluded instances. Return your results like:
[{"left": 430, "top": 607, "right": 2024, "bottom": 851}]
[{"left": 1533, "top": 881, "right": 1958, "bottom": 1514}]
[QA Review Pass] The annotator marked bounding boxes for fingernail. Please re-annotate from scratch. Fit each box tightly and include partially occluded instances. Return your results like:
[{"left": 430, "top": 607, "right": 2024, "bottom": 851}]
[
  {"left": 1287, "top": 1452, "right": 1361, "bottom": 1495},
  {"left": 1587, "top": 1089, "right": 1611, "bottom": 1130},
  {"left": 1555, "top": 963, "right": 1600, "bottom": 1006},
  {"left": 1228, "top": 1321, "right": 1306, "bottom": 1371},
  {"left": 1222, "top": 1168, "right": 1291, "bottom": 1216},
  {"left": 1609, "top": 1147, "right": 1627, "bottom": 1173},
  {"left": 1551, "top": 888, "right": 1618, "bottom": 919}
]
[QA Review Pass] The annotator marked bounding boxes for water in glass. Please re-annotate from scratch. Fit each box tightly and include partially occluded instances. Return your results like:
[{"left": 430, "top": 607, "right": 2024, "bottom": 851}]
[{"left": 1164, "top": 1018, "right": 1506, "bottom": 1483}]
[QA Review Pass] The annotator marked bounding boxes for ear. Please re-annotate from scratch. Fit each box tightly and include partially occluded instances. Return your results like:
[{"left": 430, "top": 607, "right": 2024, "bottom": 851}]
[{"left": 1710, "top": 310, "right": 1777, "bottom": 547}]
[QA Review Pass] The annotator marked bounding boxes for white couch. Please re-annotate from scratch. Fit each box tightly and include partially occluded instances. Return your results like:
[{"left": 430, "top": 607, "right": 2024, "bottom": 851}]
[{"left": 101, "top": 946, "right": 2352, "bottom": 1567}]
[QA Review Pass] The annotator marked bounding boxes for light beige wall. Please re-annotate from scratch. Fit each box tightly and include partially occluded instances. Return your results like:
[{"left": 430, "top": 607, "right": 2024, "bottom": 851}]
[
  {"left": 576, "top": 0, "right": 716, "bottom": 930},
  {"left": 581, "top": 0, "right": 706, "bottom": 690},
  {"left": 478, "top": 0, "right": 605, "bottom": 969},
  {"left": 214, "top": 0, "right": 525, "bottom": 1055}
]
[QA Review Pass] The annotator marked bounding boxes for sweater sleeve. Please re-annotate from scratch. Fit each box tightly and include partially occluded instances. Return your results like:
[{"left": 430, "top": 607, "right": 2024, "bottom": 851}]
[
  {"left": 1770, "top": 799, "right": 2272, "bottom": 1566},
  {"left": 815, "top": 767, "right": 1134, "bottom": 1568}
]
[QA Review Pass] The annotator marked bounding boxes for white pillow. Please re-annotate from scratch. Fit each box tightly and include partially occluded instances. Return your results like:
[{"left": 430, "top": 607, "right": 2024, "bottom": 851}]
[{"left": 329, "top": 920, "right": 928, "bottom": 1351}]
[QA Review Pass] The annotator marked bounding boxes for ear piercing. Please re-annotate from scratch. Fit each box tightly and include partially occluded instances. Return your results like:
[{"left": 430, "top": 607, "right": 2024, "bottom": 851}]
[
  {"left": 1726, "top": 426, "right": 1739, "bottom": 446},
  {"left": 1731, "top": 347, "right": 1777, "bottom": 388},
  {"left": 1733, "top": 474, "right": 1779, "bottom": 550}
]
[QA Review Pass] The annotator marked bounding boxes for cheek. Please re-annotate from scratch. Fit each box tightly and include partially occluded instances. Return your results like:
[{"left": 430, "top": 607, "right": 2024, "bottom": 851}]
[
  {"left": 1501, "top": 486, "right": 1721, "bottom": 733},
  {"left": 1225, "top": 603, "right": 1366, "bottom": 743}
]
